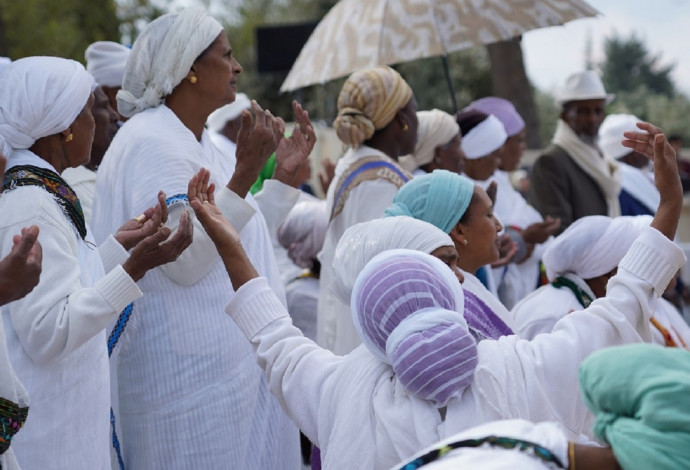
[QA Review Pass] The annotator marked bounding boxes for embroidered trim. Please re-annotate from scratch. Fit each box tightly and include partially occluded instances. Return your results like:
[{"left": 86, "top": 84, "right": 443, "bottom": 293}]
[
  {"left": 0, "top": 397, "right": 29, "bottom": 455},
  {"left": 399, "top": 435, "right": 566, "bottom": 469},
  {"left": 108, "top": 303, "right": 134, "bottom": 357},
  {"left": 2, "top": 165, "right": 87, "bottom": 240},
  {"left": 165, "top": 193, "right": 188, "bottom": 208},
  {"left": 330, "top": 156, "right": 411, "bottom": 220},
  {"left": 110, "top": 408, "right": 125, "bottom": 470},
  {"left": 552, "top": 276, "right": 593, "bottom": 308}
]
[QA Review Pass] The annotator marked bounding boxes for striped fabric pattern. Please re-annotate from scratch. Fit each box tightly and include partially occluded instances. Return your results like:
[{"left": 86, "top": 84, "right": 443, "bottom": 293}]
[{"left": 353, "top": 251, "right": 477, "bottom": 405}]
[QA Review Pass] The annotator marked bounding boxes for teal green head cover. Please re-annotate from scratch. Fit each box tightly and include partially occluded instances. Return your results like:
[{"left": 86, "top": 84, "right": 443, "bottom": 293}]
[
  {"left": 579, "top": 343, "right": 690, "bottom": 470},
  {"left": 384, "top": 169, "right": 475, "bottom": 234}
]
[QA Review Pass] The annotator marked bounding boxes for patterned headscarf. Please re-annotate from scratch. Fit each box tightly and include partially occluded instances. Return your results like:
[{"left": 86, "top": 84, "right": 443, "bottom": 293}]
[
  {"left": 385, "top": 170, "right": 475, "bottom": 234},
  {"left": 0, "top": 56, "right": 94, "bottom": 156},
  {"left": 333, "top": 66, "right": 413, "bottom": 147},
  {"left": 351, "top": 249, "right": 477, "bottom": 406},
  {"left": 399, "top": 109, "right": 460, "bottom": 172},
  {"left": 117, "top": 6, "right": 223, "bottom": 117}
]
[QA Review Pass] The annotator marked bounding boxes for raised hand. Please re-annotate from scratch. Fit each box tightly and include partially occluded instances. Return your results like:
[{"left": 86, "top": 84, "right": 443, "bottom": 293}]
[
  {"left": 623, "top": 122, "right": 682, "bottom": 240},
  {"left": 188, "top": 168, "right": 258, "bottom": 289},
  {"left": 318, "top": 158, "right": 336, "bottom": 194},
  {"left": 122, "top": 210, "right": 193, "bottom": 282},
  {"left": 490, "top": 233, "right": 519, "bottom": 268},
  {"left": 229, "top": 100, "right": 285, "bottom": 197},
  {"left": 522, "top": 216, "right": 561, "bottom": 244},
  {"left": 188, "top": 167, "right": 241, "bottom": 249},
  {"left": 272, "top": 101, "right": 317, "bottom": 187},
  {"left": 0, "top": 225, "right": 42, "bottom": 305},
  {"left": 115, "top": 191, "right": 169, "bottom": 250}
]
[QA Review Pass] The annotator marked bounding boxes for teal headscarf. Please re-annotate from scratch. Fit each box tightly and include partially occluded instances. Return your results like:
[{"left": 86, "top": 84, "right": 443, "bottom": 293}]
[
  {"left": 384, "top": 170, "right": 475, "bottom": 234},
  {"left": 579, "top": 343, "right": 690, "bottom": 470}
]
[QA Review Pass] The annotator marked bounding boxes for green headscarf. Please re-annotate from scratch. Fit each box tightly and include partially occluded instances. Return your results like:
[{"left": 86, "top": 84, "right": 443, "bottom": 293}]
[
  {"left": 579, "top": 343, "right": 690, "bottom": 470},
  {"left": 384, "top": 170, "right": 474, "bottom": 234}
]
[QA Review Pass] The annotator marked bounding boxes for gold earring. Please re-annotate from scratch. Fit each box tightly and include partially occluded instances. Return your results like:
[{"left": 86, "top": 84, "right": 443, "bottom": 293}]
[
  {"left": 65, "top": 133, "right": 73, "bottom": 143},
  {"left": 190, "top": 75, "right": 198, "bottom": 84},
  {"left": 402, "top": 123, "right": 409, "bottom": 132}
]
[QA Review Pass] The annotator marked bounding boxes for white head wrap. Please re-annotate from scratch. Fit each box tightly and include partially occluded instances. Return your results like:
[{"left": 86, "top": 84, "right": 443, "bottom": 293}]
[
  {"left": 543, "top": 215, "right": 652, "bottom": 281},
  {"left": 117, "top": 6, "right": 223, "bottom": 118},
  {"left": 460, "top": 114, "right": 507, "bottom": 160},
  {"left": 599, "top": 114, "right": 644, "bottom": 160},
  {"left": 206, "top": 93, "right": 252, "bottom": 133},
  {"left": 332, "top": 216, "right": 454, "bottom": 306},
  {"left": 0, "top": 56, "right": 94, "bottom": 157},
  {"left": 85, "top": 41, "right": 130, "bottom": 87},
  {"left": 399, "top": 109, "right": 460, "bottom": 172},
  {"left": 276, "top": 198, "right": 328, "bottom": 269}
]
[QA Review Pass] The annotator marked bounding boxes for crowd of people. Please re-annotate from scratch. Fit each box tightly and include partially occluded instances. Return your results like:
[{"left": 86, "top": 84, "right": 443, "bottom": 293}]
[{"left": 0, "top": 5, "right": 689, "bottom": 470}]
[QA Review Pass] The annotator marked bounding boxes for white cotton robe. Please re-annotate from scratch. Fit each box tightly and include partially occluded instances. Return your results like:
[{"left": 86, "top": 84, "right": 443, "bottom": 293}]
[
  {"left": 317, "top": 145, "right": 407, "bottom": 354},
  {"left": 0, "top": 151, "right": 142, "bottom": 469},
  {"left": 91, "top": 105, "right": 301, "bottom": 469},
  {"left": 226, "top": 226, "right": 683, "bottom": 469}
]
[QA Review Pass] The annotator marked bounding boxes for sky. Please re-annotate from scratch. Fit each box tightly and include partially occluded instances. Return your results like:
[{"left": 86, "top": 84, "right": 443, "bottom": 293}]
[{"left": 521, "top": 0, "right": 690, "bottom": 96}]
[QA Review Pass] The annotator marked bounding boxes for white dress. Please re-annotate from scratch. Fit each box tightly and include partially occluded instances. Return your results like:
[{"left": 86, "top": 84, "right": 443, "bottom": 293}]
[
  {"left": 317, "top": 145, "right": 409, "bottom": 354},
  {"left": 226, "top": 226, "right": 683, "bottom": 469},
  {"left": 0, "top": 150, "right": 141, "bottom": 469},
  {"left": 62, "top": 165, "right": 97, "bottom": 225},
  {"left": 91, "top": 105, "right": 301, "bottom": 469},
  {"left": 512, "top": 272, "right": 690, "bottom": 348}
]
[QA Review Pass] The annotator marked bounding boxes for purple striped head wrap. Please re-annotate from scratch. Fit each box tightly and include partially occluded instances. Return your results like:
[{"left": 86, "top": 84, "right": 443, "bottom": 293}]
[{"left": 351, "top": 249, "right": 478, "bottom": 406}]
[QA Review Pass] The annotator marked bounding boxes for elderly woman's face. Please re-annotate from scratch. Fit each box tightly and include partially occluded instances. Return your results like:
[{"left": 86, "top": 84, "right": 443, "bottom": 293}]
[
  {"left": 193, "top": 32, "right": 243, "bottom": 108},
  {"left": 65, "top": 93, "right": 96, "bottom": 171},
  {"left": 434, "top": 133, "right": 465, "bottom": 174},
  {"left": 463, "top": 147, "right": 502, "bottom": 182}
]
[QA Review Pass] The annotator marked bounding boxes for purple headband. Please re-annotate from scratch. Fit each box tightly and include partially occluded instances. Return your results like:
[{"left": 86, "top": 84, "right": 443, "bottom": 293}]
[{"left": 467, "top": 97, "right": 525, "bottom": 137}]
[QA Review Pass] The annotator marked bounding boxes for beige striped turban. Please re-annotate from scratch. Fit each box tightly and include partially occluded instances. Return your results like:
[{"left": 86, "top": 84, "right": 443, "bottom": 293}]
[{"left": 333, "top": 66, "right": 412, "bottom": 147}]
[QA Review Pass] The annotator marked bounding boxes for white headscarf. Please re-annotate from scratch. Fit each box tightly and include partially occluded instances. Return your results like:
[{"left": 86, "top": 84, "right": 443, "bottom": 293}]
[
  {"left": 332, "top": 216, "right": 454, "bottom": 306},
  {"left": 0, "top": 56, "right": 94, "bottom": 157},
  {"left": 277, "top": 198, "right": 329, "bottom": 269},
  {"left": 543, "top": 215, "right": 652, "bottom": 281},
  {"left": 85, "top": 41, "right": 131, "bottom": 87},
  {"left": 461, "top": 114, "right": 507, "bottom": 160},
  {"left": 117, "top": 6, "right": 223, "bottom": 118},
  {"left": 207, "top": 93, "right": 252, "bottom": 133},
  {"left": 399, "top": 109, "right": 459, "bottom": 172}
]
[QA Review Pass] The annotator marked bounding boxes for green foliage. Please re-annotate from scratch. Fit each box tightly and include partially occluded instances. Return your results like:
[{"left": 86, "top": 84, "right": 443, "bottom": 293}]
[
  {"left": 0, "top": 0, "right": 120, "bottom": 61},
  {"left": 601, "top": 33, "right": 675, "bottom": 98}
]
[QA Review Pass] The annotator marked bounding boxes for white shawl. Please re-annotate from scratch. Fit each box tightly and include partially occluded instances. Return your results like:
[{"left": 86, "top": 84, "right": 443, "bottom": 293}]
[{"left": 552, "top": 119, "right": 621, "bottom": 217}]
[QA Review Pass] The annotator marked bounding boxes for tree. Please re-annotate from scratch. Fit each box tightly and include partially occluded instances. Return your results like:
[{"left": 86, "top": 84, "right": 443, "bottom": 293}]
[
  {"left": 601, "top": 33, "right": 675, "bottom": 98},
  {"left": 0, "top": 0, "right": 120, "bottom": 61}
]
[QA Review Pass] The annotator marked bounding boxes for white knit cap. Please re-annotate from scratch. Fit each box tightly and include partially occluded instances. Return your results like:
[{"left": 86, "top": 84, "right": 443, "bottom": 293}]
[
  {"left": 399, "top": 109, "right": 460, "bottom": 172},
  {"left": 0, "top": 56, "right": 94, "bottom": 157},
  {"left": 85, "top": 41, "right": 130, "bottom": 87},
  {"left": 117, "top": 6, "right": 223, "bottom": 118},
  {"left": 543, "top": 215, "right": 652, "bottom": 281},
  {"left": 460, "top": 114, "right": 507, "bottom": 160},
  {"left": 599, "top": 114, "right": 644, "bottom": 160},
  {"left": 557, "top": 70, "right": 615, "bottom": 106},
  {"left": 206, "top": 93, "right": 252, "bottom": 133}
]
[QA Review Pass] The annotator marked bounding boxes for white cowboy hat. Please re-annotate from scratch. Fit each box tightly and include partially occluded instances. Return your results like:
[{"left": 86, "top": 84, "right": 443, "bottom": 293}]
[{"left": 556, "top": 71, "right": 615, "bottom": 106}]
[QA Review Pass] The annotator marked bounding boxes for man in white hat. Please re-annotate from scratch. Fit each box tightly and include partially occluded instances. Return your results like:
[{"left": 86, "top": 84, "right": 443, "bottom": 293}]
[{"left": 530, "top": 71, "right": 621, "bottom": 234}]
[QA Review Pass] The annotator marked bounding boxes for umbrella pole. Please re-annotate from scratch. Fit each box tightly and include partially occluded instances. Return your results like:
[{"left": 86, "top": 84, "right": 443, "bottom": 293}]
[{"left": 441, "top": 55, "right": 458, "bottom": 114}]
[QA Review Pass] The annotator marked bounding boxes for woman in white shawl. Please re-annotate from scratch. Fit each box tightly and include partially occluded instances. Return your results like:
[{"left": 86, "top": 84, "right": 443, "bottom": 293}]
[
  {"left": 186, "top": 121, "right": 685, "bottom": 469},
  {"left": 91, "top": 6, "right": 315, "bottom": 468},
  {"left": 511, "top": 215, "right": 690, "bottom": 347},
  {"left": 0, "top": 57, "right": 192, "bottom": 469},
  {"left": 0, "top": 154, "right": 41, "bottom": 470}
]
